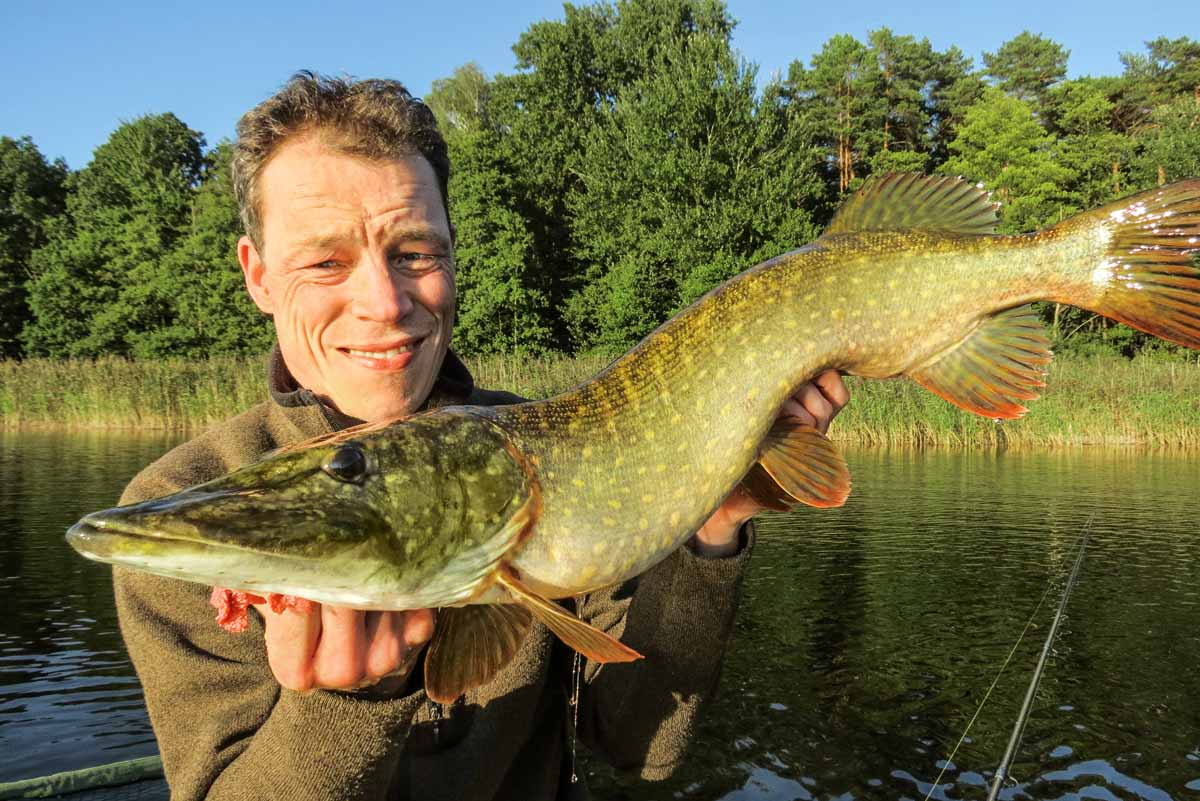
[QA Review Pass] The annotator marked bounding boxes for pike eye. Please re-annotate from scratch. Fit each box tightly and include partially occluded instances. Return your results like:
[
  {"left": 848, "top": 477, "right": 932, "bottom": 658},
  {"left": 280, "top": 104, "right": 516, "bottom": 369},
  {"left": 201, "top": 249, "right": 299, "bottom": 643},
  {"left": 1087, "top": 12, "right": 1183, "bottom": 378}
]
[{"left": 322, "top": 444, "right": 367, "bottom": 484}]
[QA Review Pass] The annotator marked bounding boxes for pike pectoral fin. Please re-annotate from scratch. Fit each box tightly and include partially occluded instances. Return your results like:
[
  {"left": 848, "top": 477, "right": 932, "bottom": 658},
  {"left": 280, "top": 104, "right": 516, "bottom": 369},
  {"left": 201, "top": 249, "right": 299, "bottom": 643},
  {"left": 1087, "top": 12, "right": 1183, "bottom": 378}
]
[
  {"left": 740, "top": 418, "right": 851, "bottom": 510},
  {"left": 496, "top": 569, "right": 643, "bottom": 664},
  {"left": 425, "top": 603, "right": 534, "bottom": 704},
  {"left": 910, "top": 305, "right": 1052, "bottom": 419}
]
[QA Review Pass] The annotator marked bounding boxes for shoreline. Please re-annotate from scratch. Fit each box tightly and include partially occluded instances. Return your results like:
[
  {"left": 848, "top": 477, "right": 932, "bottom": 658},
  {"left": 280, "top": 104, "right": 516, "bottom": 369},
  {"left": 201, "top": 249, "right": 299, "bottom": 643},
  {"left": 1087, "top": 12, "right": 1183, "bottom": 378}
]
[{"left": 2, "top": 352, "right": 1198, "bottom": 449}]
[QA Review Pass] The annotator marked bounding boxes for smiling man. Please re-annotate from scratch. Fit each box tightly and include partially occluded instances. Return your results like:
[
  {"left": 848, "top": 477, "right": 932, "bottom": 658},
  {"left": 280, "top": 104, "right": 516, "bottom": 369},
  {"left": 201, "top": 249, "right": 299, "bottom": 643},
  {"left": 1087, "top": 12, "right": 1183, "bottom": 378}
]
[{"left": 112, "top": 72, "right": 848, "bottom": 800}]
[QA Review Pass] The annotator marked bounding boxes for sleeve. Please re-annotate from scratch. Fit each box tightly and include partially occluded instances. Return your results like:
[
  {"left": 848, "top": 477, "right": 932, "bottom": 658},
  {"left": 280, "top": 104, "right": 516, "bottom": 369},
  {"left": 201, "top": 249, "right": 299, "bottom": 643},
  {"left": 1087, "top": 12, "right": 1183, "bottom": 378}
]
[
  {"left": 572, "top": 523, "right": 754, "bottom": 780},
  {"left": 113, "top": 476, "right": 423, "bottom": 801}
]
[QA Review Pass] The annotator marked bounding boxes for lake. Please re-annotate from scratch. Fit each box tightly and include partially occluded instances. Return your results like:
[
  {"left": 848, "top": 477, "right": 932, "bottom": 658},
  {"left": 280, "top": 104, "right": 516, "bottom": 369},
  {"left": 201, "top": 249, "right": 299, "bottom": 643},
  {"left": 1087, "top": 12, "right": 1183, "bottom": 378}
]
[{"left": 1, "top": 431, "right": 1197, "bottom": 799}]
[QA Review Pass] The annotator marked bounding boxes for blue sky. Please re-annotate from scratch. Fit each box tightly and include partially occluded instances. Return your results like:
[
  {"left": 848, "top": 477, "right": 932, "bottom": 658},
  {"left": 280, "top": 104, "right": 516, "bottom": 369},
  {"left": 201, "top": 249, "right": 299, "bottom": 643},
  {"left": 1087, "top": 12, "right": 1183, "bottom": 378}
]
[{"left": 2, "top": 0, "right": 1195, "bottom": 169}]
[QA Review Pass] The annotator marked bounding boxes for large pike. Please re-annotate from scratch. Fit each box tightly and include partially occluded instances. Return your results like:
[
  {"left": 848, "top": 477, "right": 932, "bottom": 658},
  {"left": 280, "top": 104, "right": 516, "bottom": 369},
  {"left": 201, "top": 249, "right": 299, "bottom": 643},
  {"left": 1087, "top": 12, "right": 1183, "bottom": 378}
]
[{"left": 68, "top": 175, "right": 1200, "bottom": 701}]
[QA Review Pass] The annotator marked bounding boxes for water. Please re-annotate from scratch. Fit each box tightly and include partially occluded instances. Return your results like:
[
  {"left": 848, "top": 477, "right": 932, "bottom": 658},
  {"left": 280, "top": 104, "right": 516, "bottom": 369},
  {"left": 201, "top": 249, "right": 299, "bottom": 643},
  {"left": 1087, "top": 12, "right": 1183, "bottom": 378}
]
[{"left": 0, "top": 434, "right": 1197, "bottom": 799}]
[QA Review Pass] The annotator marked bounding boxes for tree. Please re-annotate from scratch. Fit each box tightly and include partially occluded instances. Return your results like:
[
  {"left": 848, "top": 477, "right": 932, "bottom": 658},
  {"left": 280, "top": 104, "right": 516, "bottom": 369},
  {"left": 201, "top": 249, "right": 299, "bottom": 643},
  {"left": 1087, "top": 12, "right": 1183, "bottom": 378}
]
[
  {"left": 563, "top": 28, "right": 822, "bottom": 352},
  {"left": 1131, "top": 96, "right": 1200, "bottom": 187},
  {"left": 983, "top": 31, "right": 1069, "bottom": 105},
  {"left": 426, "top": 62, "right": 494, "bottom": 138},
  {"left": 0, "top": 137, "right": 66, "bottom": 358},
  {"left": 1044, "top": 78, "right": 1136, "bottom": 206},
  {"left": 446, "top": 126, "right": 553, "bottom": 355},
  {"left": 151, "top": 142, "right": 275, "bottom": 357},
  {"left": 939, "top": 87, "right": 1072, "bottom": 233},
  {"left": 867, "top": 28, "right": 936, "bottom": 174},
  {"left": 789, "top": 34, "right": 885, "bottom": 194},
  {"left": 23, "top": 114, "right": 204, "bottom": 357}
]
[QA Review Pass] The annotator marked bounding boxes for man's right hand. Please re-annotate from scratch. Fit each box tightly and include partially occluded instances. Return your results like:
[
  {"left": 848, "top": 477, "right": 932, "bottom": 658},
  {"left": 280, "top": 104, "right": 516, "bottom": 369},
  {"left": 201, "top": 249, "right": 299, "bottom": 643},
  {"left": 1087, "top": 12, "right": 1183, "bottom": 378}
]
[{"left": 253, "top": 603, "right": 435, "bottom": 692}]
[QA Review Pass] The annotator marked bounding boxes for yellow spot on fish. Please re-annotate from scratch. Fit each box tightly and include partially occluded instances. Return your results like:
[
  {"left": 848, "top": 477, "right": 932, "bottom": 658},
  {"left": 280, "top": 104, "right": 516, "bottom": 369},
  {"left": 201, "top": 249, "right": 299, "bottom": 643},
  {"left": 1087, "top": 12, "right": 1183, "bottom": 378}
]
[
  {"left": 572, "top": 478, "right": 585, "bottom": 488},
  {"left": 578, "top": 565, "right": 596, "bottom": 583},
  {"left": 656, "top": 464, "right": 667, "bottom": 473},
  {"left": 639, "top": 517, "right": 649, "bottom": 530},
  {"left": 644, "top": 430, "right": 656, "bottom": 442},
  {"left": 603, "top": 516, "right": 617, "bottom": 527},
  {"left": 615, "top": 455, "right": 625, "bottom": 467},
  {"left": 670, "top": 413, "right": 682, "bottom": 424},
  {"left": 405, "top": 540, "right": 417, "bottom": 555},
  {"left": 670, "top": 512, "right": 681, "bottom": 526},
  {"left": 746, "top": 387, "right": 759, "bottom": 401},
  {"left": 608, "top": 499, "right": 622, "bottom": 510},
  {"left": 582, "top": 446, "right": 593, "bottom": 458},
  {"left": 592, "top": 541, "right": 607, "bottom": 555},
  {"left": 785, "top": 320, "right": 797, "bottom": 329},
  {"left": 641, "top": 494, "right": 654, "bottom": 503}
]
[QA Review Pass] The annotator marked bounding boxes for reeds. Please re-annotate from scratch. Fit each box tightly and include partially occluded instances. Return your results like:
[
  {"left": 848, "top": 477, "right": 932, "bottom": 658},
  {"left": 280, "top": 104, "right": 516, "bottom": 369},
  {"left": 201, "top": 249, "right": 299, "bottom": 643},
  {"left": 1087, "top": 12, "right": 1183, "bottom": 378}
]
[{"left": 1, "top": 352, "right": 1197, "bottom": 448}]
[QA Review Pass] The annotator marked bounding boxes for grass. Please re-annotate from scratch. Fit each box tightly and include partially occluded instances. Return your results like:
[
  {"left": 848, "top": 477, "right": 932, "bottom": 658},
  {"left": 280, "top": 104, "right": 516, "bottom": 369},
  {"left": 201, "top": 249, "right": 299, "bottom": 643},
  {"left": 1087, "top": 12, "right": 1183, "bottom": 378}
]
[{"left": 1, "top": 351, "right": 1197, "bottom": 448}]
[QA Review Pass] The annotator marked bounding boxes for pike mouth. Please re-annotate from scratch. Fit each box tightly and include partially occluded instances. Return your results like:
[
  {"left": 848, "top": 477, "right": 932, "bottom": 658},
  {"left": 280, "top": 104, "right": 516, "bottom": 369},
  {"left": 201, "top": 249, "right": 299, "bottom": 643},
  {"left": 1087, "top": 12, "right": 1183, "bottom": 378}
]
[{"left": 66, "top": 516, "right": 250, "bottom": 586}]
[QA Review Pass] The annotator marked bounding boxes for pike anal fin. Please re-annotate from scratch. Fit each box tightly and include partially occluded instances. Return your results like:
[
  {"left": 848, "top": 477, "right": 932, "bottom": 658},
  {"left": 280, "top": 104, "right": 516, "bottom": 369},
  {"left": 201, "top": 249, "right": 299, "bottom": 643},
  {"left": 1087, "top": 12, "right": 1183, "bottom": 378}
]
[
  {"left": 910, "top": 305, "right": 1052, "bottom": 420},
  {"left": 425, "top": 603, "right": 533, "bottom": 704},
  {"left": 496, "top": 569, "right": 643, "bottom": 665},
  {"left": 740, "top": 418, "right": 851, "bottom": 511}
]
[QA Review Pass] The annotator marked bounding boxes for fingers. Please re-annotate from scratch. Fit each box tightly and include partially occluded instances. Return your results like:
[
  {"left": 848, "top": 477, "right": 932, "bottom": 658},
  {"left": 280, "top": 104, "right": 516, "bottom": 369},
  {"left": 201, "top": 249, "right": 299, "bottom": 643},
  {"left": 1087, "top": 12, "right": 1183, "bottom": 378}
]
[
  {"left": 256, "top": 602, "right": 435, "bottom": 692},
  {"left": 784, "top": 369, "right": 850, "bottom": 435},
  {"left": 258, "top": 600, "right": 321, "bottom": 692}
]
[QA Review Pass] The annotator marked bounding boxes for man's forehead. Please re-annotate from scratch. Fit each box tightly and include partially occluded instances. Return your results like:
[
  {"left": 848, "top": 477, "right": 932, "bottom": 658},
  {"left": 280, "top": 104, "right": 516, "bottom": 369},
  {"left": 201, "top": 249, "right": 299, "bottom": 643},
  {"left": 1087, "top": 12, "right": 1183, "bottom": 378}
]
[{"left": 256, "top": 139, "right": 448, "bottom": 254}]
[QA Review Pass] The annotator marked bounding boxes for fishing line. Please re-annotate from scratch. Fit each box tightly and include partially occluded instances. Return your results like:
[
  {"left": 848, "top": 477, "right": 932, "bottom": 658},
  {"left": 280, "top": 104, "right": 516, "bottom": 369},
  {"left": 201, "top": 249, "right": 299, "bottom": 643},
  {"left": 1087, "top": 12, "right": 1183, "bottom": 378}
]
[
  {"left": 920, "top": 578, "right": 1055, "bottom": 801},
  {"left": 985, "top": 526, "right": 1090, "bottom": 801},
  {"left": 922, "top": 519, "right": 1092, "bottom": 801}
]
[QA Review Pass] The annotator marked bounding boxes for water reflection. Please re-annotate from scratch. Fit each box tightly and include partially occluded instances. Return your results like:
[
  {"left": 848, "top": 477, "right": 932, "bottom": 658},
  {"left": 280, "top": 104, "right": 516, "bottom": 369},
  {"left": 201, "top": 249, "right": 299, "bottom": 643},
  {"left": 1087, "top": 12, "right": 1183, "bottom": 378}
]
[
  {"left": 0, "top": 430, "right": 182, "bottom": 781},
  {"left": 589, "top": 448, "right": 1200, "bottom": 800},
  {"left": 2, "top": 436, "right": 1198, "bottom": 795}
]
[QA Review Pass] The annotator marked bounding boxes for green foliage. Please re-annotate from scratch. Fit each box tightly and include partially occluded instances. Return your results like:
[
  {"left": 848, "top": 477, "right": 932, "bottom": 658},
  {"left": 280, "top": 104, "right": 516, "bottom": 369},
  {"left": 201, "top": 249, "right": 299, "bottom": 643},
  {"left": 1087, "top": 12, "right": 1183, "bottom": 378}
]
[
  {"left": 563, "top": 15, "right": 823, "bottom": 352},
  {"left": 447, "top": 125, "right": 553, "bottom": 355},
  {"left": 983, "top": 31, "right": 1070, "bottom": 104},
  {"left": 0, "top": 136, "right": 67, "bottom": 358},
  {"left": 939, "top": 87, "right": 1073, "bottom": 232},
  {"left": 5, "top": 16, "right": 1199, "bottom": 365},
  {"left": 1131, "top": 95, "right": 1200, "bottom": 186},
  {"left": 152, "top": 142, "right": 275, "bottom": 357},
  {"left": 23, "top": 114, "right": 205, "bottom": 357}
]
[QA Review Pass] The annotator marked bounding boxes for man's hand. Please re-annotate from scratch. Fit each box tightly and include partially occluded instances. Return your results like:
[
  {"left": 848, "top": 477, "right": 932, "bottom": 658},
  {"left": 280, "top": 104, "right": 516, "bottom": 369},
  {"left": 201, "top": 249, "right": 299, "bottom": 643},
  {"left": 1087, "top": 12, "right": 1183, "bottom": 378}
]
[
  {"left": 690, "top": 370, "right": 850, "bottom": 557},
  {"left": 253, "top": 602, "right": 435, "bottom": 693}
]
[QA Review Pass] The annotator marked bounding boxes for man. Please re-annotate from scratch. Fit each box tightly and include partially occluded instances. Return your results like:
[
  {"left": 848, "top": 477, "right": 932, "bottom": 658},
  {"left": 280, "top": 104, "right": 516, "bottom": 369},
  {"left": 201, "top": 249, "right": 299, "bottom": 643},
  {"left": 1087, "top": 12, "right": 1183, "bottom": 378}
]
[{"left": 114, "top": 72, "right": 848, "bottom": 800}]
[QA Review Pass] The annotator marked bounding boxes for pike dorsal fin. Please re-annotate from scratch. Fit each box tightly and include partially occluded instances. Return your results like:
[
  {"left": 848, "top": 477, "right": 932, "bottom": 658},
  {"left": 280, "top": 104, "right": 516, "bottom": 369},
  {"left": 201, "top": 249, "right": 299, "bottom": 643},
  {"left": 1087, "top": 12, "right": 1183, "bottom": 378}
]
[
  {"left": 820, "top": 173, "right": 999, "bottom": 237},
  {"left": 425, "top": 603, "right": 533, "bottom": 704},
  {"left": 910, "top": 305, "right": 1053, "bottom": 419},
  {"left": 740, "top": 419, "right": 851, "bottom": 510},
  {"left": 496, "top": 569, "right": 643, "bottom": 665}
]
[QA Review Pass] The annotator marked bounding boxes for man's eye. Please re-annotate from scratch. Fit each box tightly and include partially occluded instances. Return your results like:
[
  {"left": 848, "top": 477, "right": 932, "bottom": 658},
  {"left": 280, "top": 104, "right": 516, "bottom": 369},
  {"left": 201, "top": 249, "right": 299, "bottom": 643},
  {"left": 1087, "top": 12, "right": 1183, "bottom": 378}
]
[
  {"left": 393, "top": 253, "right": 445, "bottom": 271},
  {"left": 310, "top": 260, "right": 340, "bottom": 270}
]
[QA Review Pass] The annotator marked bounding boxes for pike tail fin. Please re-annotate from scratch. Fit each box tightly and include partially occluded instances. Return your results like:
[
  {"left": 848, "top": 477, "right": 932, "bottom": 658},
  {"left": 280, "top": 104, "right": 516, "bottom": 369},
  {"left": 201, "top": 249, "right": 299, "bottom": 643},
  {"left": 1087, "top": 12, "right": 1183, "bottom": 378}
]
[{"left": 1087, "top": 180, "right": 1200, "bottom": 349}]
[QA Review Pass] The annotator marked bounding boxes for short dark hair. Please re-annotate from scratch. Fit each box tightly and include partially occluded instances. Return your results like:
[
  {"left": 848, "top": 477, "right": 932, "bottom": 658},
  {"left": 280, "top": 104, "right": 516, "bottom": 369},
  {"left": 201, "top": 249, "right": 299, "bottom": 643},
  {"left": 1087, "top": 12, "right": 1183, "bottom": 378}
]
[{"left": 232, "top": 71, "right": 450, "bottom": 248}]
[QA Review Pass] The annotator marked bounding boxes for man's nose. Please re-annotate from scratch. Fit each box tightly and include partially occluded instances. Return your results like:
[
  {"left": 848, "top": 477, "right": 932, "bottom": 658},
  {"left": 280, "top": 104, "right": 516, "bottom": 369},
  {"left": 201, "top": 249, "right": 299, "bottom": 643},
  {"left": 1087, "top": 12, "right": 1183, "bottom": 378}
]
[{"left": 349, "top": 256, "right": 413, "bottom": 322}]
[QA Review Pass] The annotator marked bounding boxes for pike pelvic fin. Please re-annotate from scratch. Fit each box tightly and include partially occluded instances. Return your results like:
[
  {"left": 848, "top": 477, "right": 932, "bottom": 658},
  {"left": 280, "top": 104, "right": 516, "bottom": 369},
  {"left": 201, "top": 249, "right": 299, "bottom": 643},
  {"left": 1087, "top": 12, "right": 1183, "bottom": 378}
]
[
  {"left": 1086, "top": 179, "right": 1200, "bottom": 350},
  {"left": 425, "top": 603, "right": 533, "bottom": 704},
  {"left": 740, "top": 419, "right": 851, "bottom": 510},
  {"left": 496, "top": 569, "right": 643, "bottom": 665},
  {"left": 910, "top": 305, "right": 1052, "bottom": 420},
  {"left": 820, "top": 173, "right": 999, "bottom": 237}
]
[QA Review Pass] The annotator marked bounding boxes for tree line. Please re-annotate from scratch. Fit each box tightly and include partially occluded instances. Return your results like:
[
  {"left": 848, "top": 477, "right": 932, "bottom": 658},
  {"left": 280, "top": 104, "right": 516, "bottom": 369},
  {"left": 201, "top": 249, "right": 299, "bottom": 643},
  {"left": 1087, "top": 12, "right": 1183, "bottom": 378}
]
[{"left": 2, "top": 0, "right": 1198, "bottom": 362}]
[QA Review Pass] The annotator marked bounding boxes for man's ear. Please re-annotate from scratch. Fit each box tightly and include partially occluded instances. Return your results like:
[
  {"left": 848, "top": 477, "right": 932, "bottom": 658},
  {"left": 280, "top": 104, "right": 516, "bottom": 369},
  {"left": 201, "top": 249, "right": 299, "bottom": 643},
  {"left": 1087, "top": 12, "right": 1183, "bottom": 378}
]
[{"left": 239, "top": 235, "right": 274, "bottom": 315}]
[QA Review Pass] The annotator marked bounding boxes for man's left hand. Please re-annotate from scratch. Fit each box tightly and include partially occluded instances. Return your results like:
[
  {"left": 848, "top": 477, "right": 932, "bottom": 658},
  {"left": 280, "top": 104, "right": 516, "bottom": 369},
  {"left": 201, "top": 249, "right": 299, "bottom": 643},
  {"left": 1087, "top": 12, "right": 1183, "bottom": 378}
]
[{"left": 689, "top": 370, "right": 850, "bottom": 557}]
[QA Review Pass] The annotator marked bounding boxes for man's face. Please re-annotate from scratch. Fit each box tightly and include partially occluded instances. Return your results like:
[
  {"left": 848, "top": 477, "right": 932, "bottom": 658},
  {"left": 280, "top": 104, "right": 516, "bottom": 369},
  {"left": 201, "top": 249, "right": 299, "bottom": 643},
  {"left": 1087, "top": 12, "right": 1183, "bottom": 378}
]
[{"left": 239, "top": 136, "right": 455, "bottom": 423}]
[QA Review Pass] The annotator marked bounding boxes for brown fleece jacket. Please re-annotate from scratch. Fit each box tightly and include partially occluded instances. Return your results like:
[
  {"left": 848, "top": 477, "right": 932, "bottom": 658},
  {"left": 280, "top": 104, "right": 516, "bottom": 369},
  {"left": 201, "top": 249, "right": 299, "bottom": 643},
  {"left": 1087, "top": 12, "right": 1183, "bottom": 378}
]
[{"left": 113, "top": 349, "right": 751, "bottom": 801}]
